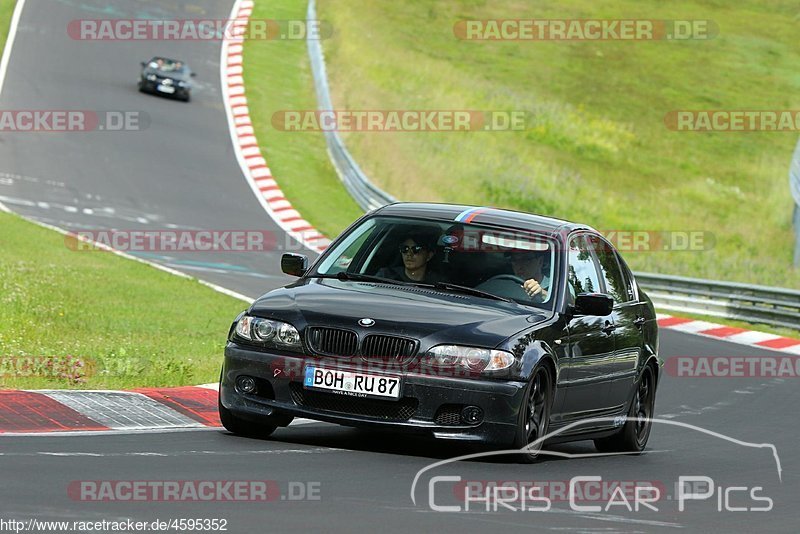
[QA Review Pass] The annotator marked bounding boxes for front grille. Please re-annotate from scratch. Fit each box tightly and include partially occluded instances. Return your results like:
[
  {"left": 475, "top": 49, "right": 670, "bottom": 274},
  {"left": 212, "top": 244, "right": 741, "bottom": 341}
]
[
  {"left": 362, "top": 334, "right": 417, "bottom": 364},
  {"left": 307, "top": 327, "right": 358, "bottom": 357},
  {"left": 289, "top": 383, "right": 418, "bottom": 421},
  {"left": 434, "top": 404, "right": 464, "bottom": 426}
]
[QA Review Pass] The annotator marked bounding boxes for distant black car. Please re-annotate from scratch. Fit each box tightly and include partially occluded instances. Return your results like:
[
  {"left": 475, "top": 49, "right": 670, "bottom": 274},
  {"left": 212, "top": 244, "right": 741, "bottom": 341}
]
[
  {"left": 138, "top": 57, "right": 194, "bottom": 102},
  {"left": 219, "top": 203, "right": 662, "bottom": 461}
]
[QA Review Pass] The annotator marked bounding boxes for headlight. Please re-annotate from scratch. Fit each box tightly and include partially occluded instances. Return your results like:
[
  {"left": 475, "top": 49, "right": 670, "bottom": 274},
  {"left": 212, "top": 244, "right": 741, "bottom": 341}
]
[
  {"left": 146, "top": 74, "right": 157, "bottom": 81},
  {"left": 234, "top": 315, "right": 301, "bottom": 351},
  {"left": 426, "top": 345, "right": 515, "bottom": 373}
]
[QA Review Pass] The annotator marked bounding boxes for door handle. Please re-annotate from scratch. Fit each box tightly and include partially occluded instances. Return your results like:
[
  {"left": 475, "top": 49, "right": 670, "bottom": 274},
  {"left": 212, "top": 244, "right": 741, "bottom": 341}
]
[
  {"left": 634, "top": 317, "right": 646, "bottom": 327},
  {"left": 601, "top": 322, "right": 616, "bottom": 335}
]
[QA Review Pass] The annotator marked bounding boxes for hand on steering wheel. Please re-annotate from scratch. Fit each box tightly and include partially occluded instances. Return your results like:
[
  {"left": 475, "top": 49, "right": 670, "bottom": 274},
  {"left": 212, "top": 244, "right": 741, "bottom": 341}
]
[{"left": 483, "top": 274, "right": 547, "bottom": 300}]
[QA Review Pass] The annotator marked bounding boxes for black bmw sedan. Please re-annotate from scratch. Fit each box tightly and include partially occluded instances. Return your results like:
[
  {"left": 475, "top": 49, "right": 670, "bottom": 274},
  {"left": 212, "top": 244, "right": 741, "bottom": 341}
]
[
  {"left": 138, "top": 57, "right": 194, "bottom": 102},
  {"left": 219, "top": 203, "right": 661, "bottom": 461}
]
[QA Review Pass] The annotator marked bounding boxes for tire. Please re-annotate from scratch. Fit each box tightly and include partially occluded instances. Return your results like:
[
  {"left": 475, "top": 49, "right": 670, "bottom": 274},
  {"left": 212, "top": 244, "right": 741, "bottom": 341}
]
[
  {"left": 218, "top": 396, "right": 278, "bottom": 438},
  {"left": 510, "top": 364, "right": 553, "bottom": 463},
  {"left": 216, "top": 367, "right": 294, "bottom": 439},
  {"left": 594, "top": 364, "right": 656, "bottom": 454}
]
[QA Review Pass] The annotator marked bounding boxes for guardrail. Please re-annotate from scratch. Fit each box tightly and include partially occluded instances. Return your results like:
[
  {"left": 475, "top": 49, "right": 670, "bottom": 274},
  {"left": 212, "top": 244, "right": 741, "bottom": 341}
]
[
  {"left": 305, "top": 1, "right": 799, "bottom": 331},
  {"left": 790, "top": 138, "right": 800, "bottom": 266},
  {"left": 635, "top": 273, "right": 800, "bottom": 330},
  {"left": 306, "top": 0, "right": 395, "bottom": 211}
]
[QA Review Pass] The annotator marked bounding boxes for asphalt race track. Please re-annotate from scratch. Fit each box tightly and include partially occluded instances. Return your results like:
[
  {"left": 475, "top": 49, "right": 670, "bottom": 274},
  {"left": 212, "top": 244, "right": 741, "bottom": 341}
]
[
  {"left": 0, "top": 0, "right": 307, "bottom": 299},
  {"left": 0, "top": 1, "right": 798, "bottom": 532}
]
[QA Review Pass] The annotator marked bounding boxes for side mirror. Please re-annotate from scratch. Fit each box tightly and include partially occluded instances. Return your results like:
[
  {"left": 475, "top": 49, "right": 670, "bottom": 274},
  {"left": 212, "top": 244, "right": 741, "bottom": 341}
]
[
  {"left": 281, "top": 253, "right": 308, "bottom": 277},
  {"left": 140, "top": 61, "right": 146, "bottom": 67},
  {"left": 190, "top": 72, "right": 197, "bottom": 77},
  {"left": 573, "top": 293, "right": 613, "bottom": 316}
]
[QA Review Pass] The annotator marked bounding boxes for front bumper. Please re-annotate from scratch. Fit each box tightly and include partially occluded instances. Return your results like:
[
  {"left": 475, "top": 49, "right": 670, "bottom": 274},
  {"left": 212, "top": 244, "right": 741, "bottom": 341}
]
[
  {"left": 139, "top": 80, "right": 189, "bottom": 97},
  {"left": 220, "top": 343, "right": 526, "bottom": 445}
]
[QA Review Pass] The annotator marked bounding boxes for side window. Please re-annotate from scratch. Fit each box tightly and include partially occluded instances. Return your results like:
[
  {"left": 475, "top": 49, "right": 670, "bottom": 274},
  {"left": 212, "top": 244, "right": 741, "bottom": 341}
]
[
  {"left": 567, "top": 235, "right": 601, "bottom": 298},
  {"left": 615, "top": 250, "right": 637, "bottom": 302},
  {"left": 587, "top": 235, "right": 628, "bottom": 304}
]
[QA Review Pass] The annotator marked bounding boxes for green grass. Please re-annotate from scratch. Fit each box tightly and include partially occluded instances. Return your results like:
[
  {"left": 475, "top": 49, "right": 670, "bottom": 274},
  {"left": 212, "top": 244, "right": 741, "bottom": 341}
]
[
  {"left": 0, "top": 211, "right": 247, "bottom": 389},
  {"left": 299, "top": 0, "right": 799, "bottom": 288},
  {"left": 242, "top": 0, "right": 363, "bottom": 237},
  {"left": 0, "top": 0, "right": 15, "bottom": 53}
]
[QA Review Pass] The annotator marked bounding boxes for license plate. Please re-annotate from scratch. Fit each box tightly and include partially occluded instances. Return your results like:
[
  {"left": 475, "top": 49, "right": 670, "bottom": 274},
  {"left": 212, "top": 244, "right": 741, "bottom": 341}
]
[
  {"left": 157, "top": 85, "right": 175, "bottom": 94},
  {"left": 304, "top": 366, "right": 401, "bottom": 400}
]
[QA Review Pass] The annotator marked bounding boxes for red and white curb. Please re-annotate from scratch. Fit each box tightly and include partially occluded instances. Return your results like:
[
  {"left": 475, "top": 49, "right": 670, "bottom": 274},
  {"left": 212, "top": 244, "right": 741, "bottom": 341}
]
[
  {"left": 221, "top": 0, "right": 330, "bottom": 254},
  {"left": 0, "top": 384, "right": 322, "bottom": 435},
  {"left": 0, "top": 385, "right": 222, "bottom": 435},
  {"left": 657, "top": 314, "right": 800, "bottom": 354}
]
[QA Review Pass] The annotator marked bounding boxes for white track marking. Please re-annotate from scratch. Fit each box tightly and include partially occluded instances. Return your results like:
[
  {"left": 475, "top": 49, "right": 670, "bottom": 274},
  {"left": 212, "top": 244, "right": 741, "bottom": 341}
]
[
  {"left": 1, "top": 447, "right": 342, "bottom": 456},
  {"left": 0, "top": 0, "right": 26, "bottom": 97},
  {"left": 1, "top": 213, "right": 254, "bottom": 303},
  {"left": 0, "top": 426, "right": 223, "bottom": 438}
]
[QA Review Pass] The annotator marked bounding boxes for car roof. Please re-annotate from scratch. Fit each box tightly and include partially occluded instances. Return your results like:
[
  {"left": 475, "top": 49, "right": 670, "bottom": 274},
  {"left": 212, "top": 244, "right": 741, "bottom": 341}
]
[
  {"left": 372, "top": 202, "right": 596, "bottom": 239},
  {"left": 147, "top": 57, "right": 188, "bottom": 65}
]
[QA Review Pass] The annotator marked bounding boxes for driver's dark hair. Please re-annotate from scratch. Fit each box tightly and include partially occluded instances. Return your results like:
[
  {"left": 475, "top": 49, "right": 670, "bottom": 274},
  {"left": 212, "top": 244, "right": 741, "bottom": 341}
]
[{"left": 399, "top": 226, "right": 439, "bottom": 251}]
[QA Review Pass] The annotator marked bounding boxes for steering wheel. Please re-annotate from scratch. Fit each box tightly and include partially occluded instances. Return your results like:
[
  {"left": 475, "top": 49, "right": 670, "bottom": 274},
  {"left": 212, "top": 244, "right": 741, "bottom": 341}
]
[
  {"left": 483, "top": 274, "right": 525, "bottom": 285},
  {"left": 478, "top": 274, "right": 546, "bottom": 302}
]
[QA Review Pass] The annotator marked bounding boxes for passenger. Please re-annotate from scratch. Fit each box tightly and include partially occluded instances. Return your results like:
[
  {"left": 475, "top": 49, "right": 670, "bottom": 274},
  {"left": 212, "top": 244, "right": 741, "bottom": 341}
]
[
  {"left": 376, "top": 233, "right": 443, "bottom": 283},
  {"left": 507, "top": 250, "right": 550, "bottom": 300}
]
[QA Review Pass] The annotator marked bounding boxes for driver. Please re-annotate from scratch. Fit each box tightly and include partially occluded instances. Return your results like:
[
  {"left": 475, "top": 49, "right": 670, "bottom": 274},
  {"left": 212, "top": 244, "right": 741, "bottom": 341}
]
[
  {"left": 506, "top": 250, "right": 550, "bottom": 299},
  {"left": 376, "top": 232, "right": 443, "bottom": 283}
]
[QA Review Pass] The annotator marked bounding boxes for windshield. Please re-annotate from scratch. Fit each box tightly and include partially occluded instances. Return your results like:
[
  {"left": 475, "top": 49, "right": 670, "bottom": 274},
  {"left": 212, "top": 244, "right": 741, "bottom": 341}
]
[
  {"left": 146, "top": 58, "right": 188, "bottom": 74},
  {"left": 313, "top": 216, "right": 558, "bottom": 309}
]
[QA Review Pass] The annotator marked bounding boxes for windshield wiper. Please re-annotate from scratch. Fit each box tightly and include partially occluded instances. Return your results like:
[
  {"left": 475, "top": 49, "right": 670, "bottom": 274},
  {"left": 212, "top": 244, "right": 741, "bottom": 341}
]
[
  {"left": 307, "top": 272, "right": 403, "bottom": 285},
  {"left": 426, "top": 282, "right": 513, "bottom": 302},
  {"left": 309, "top": 273, "right": 511, "bottom": 301}
]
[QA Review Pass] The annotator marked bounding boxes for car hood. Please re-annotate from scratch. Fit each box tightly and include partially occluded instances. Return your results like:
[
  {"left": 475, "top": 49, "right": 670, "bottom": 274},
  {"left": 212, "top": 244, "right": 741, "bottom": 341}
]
[
  {"left": 248, "top": 278, "right": 551, "bottom": 348},
  {"left": 142, "top": 68, "right": 190, "bottom": 81}
]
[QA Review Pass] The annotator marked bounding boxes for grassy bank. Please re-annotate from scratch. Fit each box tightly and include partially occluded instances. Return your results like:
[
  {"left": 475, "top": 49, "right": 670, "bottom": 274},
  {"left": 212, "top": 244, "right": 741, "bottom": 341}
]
[
  {"left": 0, "top": 212, "right": 246, "bottom": 389},
  {"left": 242, "top": 0, "right": 363, "bottom": 237},
  {"left": 1, "top": 0, "right": 15, "bottom": 53},
  {"left": 309, "top": 0, "right": 799, "bottom": 288}
]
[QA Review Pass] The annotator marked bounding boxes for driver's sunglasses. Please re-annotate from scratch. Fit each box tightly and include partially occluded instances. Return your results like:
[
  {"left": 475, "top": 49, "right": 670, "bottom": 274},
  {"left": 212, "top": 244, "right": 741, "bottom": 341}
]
[{"left": 399, "top": 245, "right": 425, "bottom": 255}]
